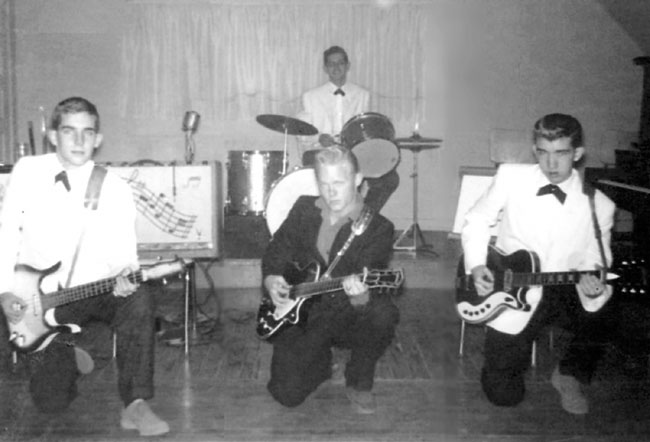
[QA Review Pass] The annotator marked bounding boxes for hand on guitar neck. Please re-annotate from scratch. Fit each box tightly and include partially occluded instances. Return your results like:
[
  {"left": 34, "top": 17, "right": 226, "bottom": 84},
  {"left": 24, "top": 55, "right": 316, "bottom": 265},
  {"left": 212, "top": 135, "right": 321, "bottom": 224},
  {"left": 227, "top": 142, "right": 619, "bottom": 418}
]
[
  {"left": 470, "top": 263, "right": 608, "bottom": 300},
  {"left": 113, "top": 267, "right": 139, "bottom": 297},
  {"left": 263, "top": 271, "right": 369, "bottom": 308}
]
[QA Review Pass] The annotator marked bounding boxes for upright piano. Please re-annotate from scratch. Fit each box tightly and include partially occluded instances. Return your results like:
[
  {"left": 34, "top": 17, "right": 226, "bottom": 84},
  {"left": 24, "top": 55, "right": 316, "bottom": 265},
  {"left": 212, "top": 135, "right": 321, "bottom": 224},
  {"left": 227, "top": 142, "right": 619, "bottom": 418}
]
[{"left": 585, "top": 149, "right": 650, "bottom": 263}]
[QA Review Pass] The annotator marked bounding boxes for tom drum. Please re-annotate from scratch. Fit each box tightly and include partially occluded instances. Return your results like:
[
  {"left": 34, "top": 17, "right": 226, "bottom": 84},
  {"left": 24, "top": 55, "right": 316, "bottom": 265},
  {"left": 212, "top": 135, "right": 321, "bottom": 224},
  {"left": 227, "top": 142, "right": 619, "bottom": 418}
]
[
  {"left": 226, "top": 150, "right": 284, "bottom": 215},
  {"left": 340, "top": 112, "right": 400, "bottom": 178}
]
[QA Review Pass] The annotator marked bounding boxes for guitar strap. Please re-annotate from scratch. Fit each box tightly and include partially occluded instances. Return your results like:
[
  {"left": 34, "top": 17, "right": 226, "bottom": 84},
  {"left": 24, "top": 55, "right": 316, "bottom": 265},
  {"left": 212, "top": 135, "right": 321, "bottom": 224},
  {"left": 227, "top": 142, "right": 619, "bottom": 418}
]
[
  {"left": 587, "top": 189, "right": 608, "bottom": 269},
  {"left": 64, "top": 165, "right": 108, "bottom": 288},
  {"left": 322, "top": 204, "right": 375, "bottom": 279}
]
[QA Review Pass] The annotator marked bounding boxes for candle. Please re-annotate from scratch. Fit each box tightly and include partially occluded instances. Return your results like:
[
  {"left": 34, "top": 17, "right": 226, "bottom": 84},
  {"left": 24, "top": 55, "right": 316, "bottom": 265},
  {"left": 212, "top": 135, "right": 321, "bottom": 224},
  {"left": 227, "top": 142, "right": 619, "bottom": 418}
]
[{"left": 413, "top": 121, "right": 420, "bottom": 138}]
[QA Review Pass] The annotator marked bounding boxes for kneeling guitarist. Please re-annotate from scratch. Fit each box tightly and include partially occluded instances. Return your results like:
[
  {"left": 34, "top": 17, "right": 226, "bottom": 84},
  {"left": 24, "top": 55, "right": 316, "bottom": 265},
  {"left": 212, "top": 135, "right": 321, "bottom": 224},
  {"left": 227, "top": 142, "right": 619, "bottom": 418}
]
[
  {"left": 0, "top": 98, "right": 169, "bottom": 437},
  {"left": 461, "top": 113, "right": 616, "bottom": 415},
  {"left": 262, "top": 145, "right": 400, "bottom": 415}
]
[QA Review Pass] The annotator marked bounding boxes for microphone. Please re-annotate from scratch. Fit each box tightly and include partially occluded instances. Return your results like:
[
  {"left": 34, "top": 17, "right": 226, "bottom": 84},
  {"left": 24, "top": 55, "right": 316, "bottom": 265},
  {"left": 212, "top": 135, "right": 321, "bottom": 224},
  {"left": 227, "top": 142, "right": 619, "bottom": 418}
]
[{"left": 182, "top": 111, "right": 201, "bottom": 133}]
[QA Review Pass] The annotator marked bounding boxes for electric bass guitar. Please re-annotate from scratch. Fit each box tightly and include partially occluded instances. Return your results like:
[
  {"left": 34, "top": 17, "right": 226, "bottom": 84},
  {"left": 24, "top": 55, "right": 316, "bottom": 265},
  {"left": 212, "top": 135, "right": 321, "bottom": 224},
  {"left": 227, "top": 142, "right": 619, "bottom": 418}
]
[
  {"left": 256, "top": 262, "right": 404, "bottom": 340},
  {"left": 6, "top": 259, "right": 188, "bottom": 352},
  {"left": 456, "top": 246, "right": 647, "bottom": 332}
]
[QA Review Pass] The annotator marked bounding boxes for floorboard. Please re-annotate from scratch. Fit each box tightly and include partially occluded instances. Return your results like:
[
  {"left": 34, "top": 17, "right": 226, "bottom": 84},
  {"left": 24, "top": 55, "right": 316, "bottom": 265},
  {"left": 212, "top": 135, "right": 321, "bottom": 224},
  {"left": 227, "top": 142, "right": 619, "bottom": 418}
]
[{"left": 1, "top": 247, "right": 650, "bottom": 441}]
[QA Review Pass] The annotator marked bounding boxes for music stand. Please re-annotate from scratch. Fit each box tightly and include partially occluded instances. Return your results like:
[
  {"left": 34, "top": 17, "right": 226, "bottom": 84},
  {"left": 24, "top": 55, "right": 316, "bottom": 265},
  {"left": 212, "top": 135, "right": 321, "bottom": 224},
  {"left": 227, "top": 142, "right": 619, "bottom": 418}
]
[{"left": 393, "top": 134, "right": 442, "bottom": 254}]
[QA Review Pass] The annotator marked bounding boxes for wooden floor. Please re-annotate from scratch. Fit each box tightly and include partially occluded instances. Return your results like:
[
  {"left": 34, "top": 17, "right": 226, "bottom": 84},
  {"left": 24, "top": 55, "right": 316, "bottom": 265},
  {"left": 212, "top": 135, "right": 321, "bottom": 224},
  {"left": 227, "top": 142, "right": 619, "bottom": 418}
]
[{"left": 2, "top": 242, "right": 650, "bottom": 441}]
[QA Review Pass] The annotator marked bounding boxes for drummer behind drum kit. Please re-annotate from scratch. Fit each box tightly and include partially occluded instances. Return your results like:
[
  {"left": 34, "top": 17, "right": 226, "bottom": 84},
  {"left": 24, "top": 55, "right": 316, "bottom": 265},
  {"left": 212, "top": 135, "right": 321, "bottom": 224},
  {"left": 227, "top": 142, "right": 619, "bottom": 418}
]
[{"left": 225, "top": 112, "right": 439, "bottom": 248}]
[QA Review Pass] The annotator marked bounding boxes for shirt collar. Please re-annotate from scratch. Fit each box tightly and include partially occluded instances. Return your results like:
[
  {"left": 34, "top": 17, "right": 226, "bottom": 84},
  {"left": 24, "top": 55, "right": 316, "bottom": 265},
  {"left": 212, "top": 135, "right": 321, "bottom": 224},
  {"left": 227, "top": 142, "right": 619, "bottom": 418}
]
[
  {"left": 315, "top": 193, "right": 364, "bottom": 225},
  {"left": 52, "top": 155, "right": 95, "bottom": 188},
  {"left": 328, "top": 81, "right": 346, "bottom": 93},
  {"left": 534, "top": 165, "right": 578, "bottom": 193}
]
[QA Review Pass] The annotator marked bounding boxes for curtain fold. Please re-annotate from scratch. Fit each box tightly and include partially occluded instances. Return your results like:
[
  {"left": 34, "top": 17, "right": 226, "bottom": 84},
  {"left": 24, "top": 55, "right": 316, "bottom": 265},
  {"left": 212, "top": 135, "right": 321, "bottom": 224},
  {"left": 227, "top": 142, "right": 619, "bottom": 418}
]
[{"left": 120, "top": 2, "right": 426, "bottom": 129}]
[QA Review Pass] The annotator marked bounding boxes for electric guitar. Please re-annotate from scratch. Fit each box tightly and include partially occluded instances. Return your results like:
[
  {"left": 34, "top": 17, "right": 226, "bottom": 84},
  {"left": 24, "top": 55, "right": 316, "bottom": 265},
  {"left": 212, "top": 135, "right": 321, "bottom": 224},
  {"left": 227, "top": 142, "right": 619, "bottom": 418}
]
[
  {"left": 6, "top": 259, "right": 188, "bottom": 352},
  {"left": 456, "top": 246, "right": 647, "bottom": 333},
  {"left": 256, "top": 262, "right": 404, "bottom": 340}
]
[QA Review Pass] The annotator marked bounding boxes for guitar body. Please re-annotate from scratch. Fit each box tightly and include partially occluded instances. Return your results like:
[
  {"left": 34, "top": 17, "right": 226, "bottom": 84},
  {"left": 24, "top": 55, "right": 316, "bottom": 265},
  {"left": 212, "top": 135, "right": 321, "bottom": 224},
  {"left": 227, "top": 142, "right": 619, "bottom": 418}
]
[
  {"left": 8, "top": 263, "right": 62, "bottom": 352},
  {"left": 256, "top": 263, "right": 405, "bottom": 340},
  {"left": 6, "top": 259, "right": 187, "bottom": 353},
  {"left": 256, "top": 262, "right": 319, "bottom": 341},
  {"left": 256, "top": 297, "right": 309, "bottom": 340},
  {"left": 456, "top": 247, "right": 540, "bottom": 325}
]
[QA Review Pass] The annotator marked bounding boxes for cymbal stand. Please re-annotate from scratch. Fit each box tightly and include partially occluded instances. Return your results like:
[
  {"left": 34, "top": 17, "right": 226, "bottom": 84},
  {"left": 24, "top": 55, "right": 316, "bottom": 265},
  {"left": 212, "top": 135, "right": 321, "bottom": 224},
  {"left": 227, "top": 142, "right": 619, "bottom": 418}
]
[
  {"left": 282, "top": 126, "right": 288, "bottom": 175},
  {"left": 393, "top": 145, "right": 437, "bottom": 255}
]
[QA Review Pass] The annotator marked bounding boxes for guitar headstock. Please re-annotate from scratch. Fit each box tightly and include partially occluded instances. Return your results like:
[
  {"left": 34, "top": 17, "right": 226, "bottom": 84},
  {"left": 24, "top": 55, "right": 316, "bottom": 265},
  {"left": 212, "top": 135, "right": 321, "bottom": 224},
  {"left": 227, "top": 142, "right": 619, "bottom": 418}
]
[
  {"left": 142, "top": 258, "right": 192, "bottom": 281},
  {"left": 612, "top": 257, "right": 648, "bottom": 296},
  {"left": 361, "top": 268, "right": 405, "bottom": 291}
]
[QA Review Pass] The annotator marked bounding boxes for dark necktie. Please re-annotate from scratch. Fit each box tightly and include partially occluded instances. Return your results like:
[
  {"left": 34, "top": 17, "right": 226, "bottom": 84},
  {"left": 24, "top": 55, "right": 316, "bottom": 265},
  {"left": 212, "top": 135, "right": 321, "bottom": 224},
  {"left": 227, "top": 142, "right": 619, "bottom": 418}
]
[
  {"left": 55, "top": 171, "right": 71, "bottom": 192},
  {"left": 334, "top": 88, "right": 345, "bottom": 96},
  {"left": 536, "top": 184, "right": 566, "bottom": 204}
]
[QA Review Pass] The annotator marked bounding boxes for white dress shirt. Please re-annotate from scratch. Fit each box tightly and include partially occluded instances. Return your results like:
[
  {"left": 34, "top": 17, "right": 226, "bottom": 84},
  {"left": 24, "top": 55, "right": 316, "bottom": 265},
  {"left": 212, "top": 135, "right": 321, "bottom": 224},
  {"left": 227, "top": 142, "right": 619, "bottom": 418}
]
[
  {"left": 299, "top": 81, "right": 370, "bottom": 138},
  {"left": 0, "top": 153, "right": 139, "bottom": 296}
]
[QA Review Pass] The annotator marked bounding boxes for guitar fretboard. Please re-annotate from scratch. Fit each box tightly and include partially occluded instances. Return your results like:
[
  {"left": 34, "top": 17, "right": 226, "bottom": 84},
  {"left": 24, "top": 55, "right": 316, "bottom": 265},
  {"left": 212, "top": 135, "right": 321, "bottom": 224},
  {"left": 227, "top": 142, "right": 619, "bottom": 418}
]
[
  {"left": 288, "top": 269, "right": 402, "bottom": 299},
  {"left": 290, "top": 277, "right": 348, "bottom": 299},
  {"left": 41, "top": 272, "right": 144, "bottom": 311},
  {"left": 512, "top": 270, "right": 601, "bottom": 287}
]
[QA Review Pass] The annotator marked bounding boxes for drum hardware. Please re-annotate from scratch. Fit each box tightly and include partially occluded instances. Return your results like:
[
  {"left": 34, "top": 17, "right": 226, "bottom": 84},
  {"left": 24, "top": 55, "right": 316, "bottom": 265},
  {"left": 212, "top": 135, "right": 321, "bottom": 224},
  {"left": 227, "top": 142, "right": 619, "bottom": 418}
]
[
  {"left": 393, "top": 133, "right": 442, "bottom": 254},
  {"left": 256, "top": 114, "right": 318, "bottom": 175}
]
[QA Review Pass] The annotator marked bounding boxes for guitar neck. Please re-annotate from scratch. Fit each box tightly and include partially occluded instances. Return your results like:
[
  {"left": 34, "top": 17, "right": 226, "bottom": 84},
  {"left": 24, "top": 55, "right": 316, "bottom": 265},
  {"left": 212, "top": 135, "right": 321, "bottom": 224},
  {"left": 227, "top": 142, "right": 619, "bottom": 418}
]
[
  {"left": 290, "top": 275, "right": 351, "bottom": 299},
  {"left": 512, "top": 269, "right": 601, "bottom": 287},
  {"left": 41, "top": 271, "right": 144, "bottom": 310}
]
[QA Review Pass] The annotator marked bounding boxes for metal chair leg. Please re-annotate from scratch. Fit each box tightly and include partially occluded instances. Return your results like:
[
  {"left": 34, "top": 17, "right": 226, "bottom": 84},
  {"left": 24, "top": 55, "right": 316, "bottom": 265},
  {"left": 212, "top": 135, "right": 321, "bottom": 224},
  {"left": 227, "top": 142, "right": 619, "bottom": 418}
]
[{"left": 458, "top": 320, "right": 466, "bottom": 357}]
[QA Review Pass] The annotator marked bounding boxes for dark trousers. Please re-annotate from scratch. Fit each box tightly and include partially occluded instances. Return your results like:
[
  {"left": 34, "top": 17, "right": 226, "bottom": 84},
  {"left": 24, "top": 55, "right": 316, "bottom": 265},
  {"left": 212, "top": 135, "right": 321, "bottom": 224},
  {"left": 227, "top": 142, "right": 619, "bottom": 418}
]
[
  {"left": 267, "top": 292, "right": 399, "bottom": 407},
  {"left": 28, "top": 282, "right": 157, "bottom": 413},
  {"left": 481, "top": 286, "right": 619, "bottom": 407}
]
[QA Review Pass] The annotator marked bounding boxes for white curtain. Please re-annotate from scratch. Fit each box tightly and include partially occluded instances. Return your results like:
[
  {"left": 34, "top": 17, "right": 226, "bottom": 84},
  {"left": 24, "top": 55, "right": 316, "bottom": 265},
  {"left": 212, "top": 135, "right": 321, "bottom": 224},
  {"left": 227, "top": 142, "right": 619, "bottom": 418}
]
[{"left": 120, "top": 1, "right": 426, "bottom": 129}]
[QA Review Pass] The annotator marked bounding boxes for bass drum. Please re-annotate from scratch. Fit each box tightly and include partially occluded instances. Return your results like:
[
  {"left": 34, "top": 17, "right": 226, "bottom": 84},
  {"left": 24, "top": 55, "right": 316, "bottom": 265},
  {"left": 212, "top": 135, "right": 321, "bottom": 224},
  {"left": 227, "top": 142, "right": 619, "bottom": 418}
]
[
  {"left": 264, "top": 168, "right": 319, "bottom": 235},
  {"left": 226, "top": 150, "right": 284, "bottom": 215},
  {"left": 340, "top": 112, "right": 400, "bottom": 178}
]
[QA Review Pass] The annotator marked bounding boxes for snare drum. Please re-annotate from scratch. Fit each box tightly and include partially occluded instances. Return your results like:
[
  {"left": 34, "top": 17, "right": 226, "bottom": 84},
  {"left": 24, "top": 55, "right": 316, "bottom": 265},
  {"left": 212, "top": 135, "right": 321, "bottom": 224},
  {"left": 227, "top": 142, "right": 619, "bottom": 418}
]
[
  {"left": 226, "top": 150, "right": 284, "bottom": 215},
  {"left": 340, "top": 112, "right": 400, "bottom": 178},
  {"left": 264, "top": 168, "right": 319, "bottom": 235}
]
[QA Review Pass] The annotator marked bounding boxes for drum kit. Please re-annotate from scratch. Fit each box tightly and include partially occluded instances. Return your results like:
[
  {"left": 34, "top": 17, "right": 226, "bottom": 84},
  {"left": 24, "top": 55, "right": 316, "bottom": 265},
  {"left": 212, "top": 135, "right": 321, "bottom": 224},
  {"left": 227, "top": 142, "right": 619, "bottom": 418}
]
[{"left": 225, "top": 111, "right": 441, "bottom": 247}]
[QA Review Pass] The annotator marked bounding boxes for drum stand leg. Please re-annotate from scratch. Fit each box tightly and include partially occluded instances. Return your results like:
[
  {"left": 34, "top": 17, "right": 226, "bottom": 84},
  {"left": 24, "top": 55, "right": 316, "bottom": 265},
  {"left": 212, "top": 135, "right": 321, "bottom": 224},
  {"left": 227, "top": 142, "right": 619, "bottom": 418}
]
[
  {"left": 393, "top": 148, "right": 437, "bottom": 255},
  {"left": 282, "top": 128, "right": 288, "bottom": 175}
]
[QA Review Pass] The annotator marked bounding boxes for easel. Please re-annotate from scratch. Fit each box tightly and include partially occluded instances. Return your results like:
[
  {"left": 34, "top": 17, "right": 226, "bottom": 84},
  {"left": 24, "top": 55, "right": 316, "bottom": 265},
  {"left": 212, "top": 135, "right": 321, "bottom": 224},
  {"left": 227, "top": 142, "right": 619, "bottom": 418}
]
[{"left": 108, "top": 162, "right": 222, "bottom": 356}]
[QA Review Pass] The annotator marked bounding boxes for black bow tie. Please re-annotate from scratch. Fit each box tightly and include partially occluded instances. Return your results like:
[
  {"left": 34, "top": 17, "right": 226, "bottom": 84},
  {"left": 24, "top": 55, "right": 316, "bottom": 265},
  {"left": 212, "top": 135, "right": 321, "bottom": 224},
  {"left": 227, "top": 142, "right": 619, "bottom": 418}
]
[
  {"left": 55, "top": 171, "right": 71, "bottom": 192},
  {"left": 334, "top": 88, "right": 345, "bottom": 96},
  {"left": 536, "top": 184, "right": 566, "bottom": 204}
]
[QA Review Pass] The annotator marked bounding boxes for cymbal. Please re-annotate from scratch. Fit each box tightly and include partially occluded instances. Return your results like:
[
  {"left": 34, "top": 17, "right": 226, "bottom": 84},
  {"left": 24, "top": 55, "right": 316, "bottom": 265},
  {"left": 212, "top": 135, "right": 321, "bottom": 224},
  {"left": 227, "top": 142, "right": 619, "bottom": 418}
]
[
  {"left": 395, "top": 135, "right": 443, "bottom": 144},
  {"left": 256, "top": 114, "right": 318, "bottom": 136},
  {"left": 395, "top": 135, "right": 442, "bottom": 150}
]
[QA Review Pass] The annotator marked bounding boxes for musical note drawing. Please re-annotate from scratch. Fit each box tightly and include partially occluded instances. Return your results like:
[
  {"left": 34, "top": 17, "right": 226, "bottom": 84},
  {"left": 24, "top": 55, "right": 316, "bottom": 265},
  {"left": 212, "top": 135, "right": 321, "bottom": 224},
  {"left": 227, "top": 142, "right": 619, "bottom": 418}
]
[
  {"left": 184, "top": 176, "right": 201, "bottom": 188},
  {"left": 124, "top": 170, "right": 198, "bottom": 239}
]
